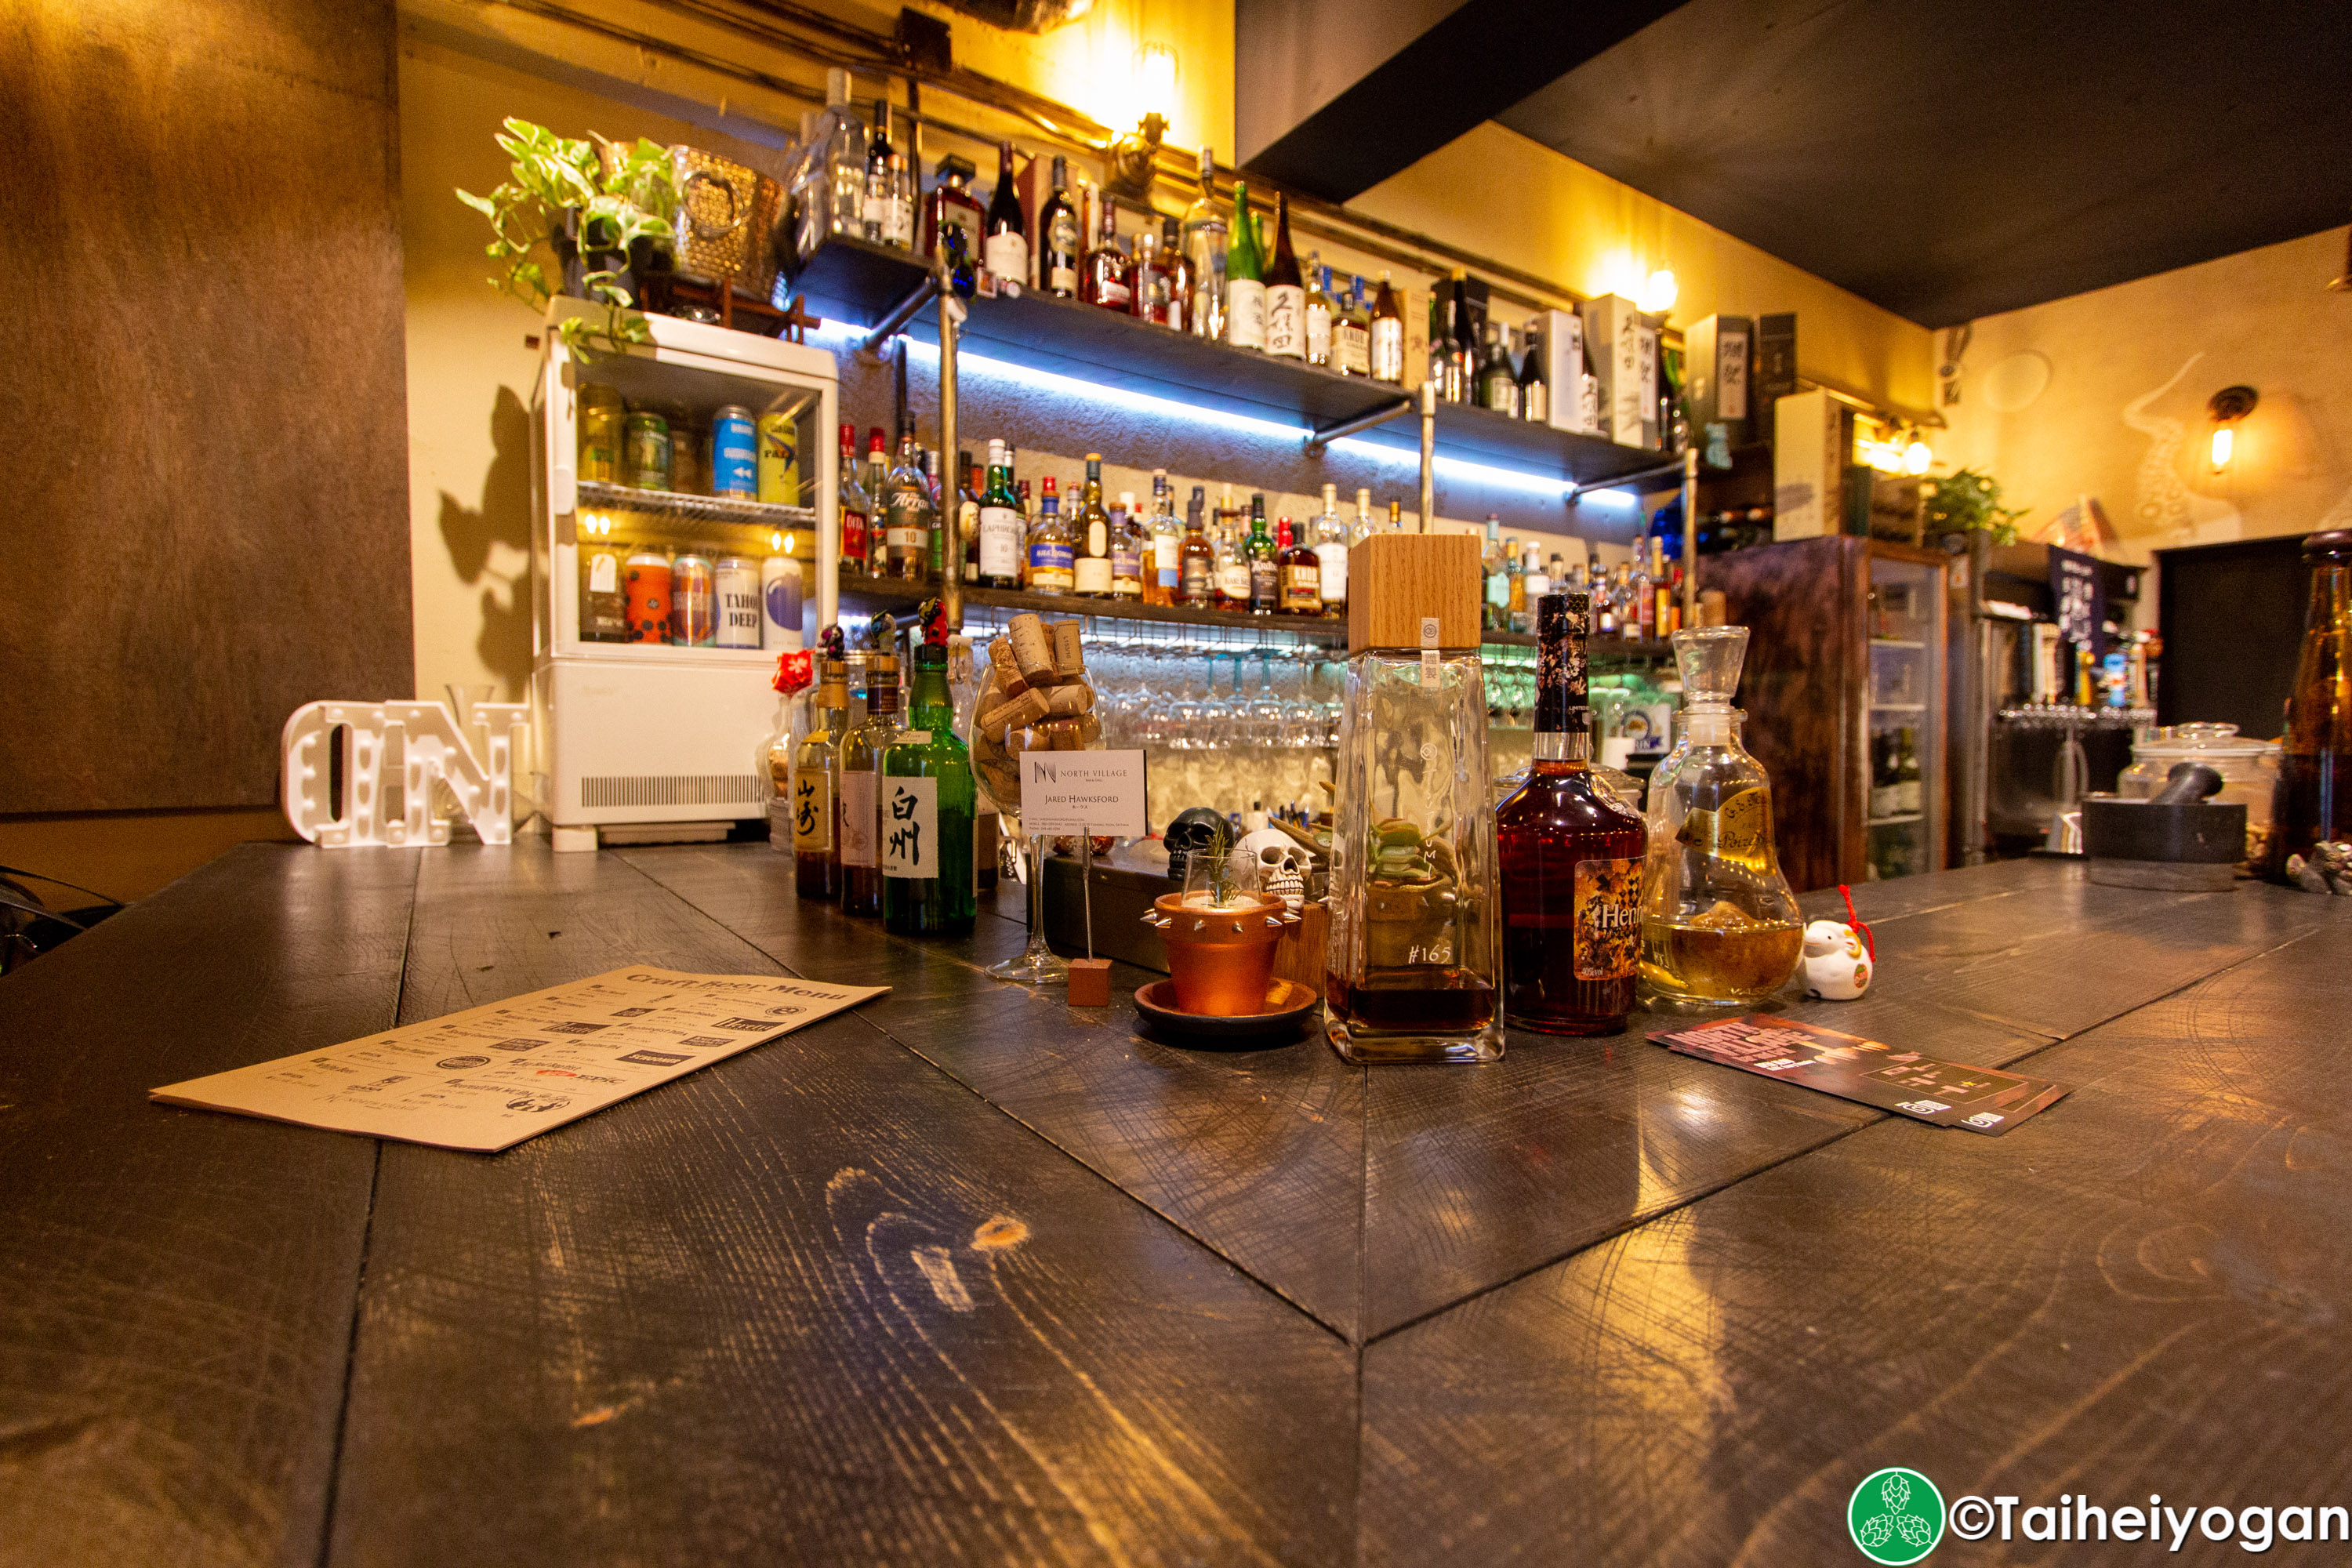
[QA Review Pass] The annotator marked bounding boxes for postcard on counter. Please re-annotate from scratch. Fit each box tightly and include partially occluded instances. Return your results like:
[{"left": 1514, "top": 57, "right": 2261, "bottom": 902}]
[
  {"left": 1648, "top": 1014, "right": 2068, "bottom": 1135},
  {"left": 152, "top": 967, "right": 887, "bottom": 1152}
]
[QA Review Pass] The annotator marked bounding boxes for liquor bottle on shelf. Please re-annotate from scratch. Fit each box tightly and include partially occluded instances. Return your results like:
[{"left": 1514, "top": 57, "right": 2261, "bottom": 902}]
[
  {"left": 863, "top": 101, "right": 907, "bottom": 247},
  {"left": 1450, "top": 272, "right": 1479, "bottom": 402},
  {"left": 883, "top": 612, "right": 978, "bottom": 936},
  {"left": 837, "top": 422, "right": 871, "bottom": 574},
  {"left": 1225, "top": 183, "right": 1266, "bottom": 351},
  {"left": 1145, "top": 470, "right": 1180, "bottom": 605},
  {"left": 2264, "top": 528, "right": 2351, "bottom": 880},
  {"left": 1156, "top": 215, "right": 1191, "bottom": 331},
  {"left": 1072, "top": 455, "right": 1114, "bottom": 598},
  {"left": 1303, "top": 260, "right": 1335, "bottom": 367},
  {"left": 1632, "top": 548, "right": 1657, "bottom": 638},
  {"left": 1276, "top": 517, "right": 1321, "bottom": 615},
  {"left": 1499, "top": 591, "right": 1647, "bottom": 1034},
  {"left": 1504, "top": 541, "right": 1526, "bottom": 632},
  {"left": 1388, "top": 499, "right": 1404, "bottom": 532},
  {"left": 982, "top": 140, "right": 1027, "bottom": 289},
  {"left": 1481, "top": 517, "right": 1508, "bottom": 630},
  {"left": 1524, "top": 547, "right": 1552, "bottom": 614},
  {"left": 1080, "top": 190, "right": 1132, "bottom": 312},
  {"left": 808, "top": 70, "right": 866, "bottom": 252},
  {"left": 882, "top": 426, "right": 933, "bottom": 582},
  {"left": 1477, "top": 322, "right": 1519, "bottom": 416},
  {"left": 1027, "top": 474, "right": 1073, "bottom": 594},
  {"left": 975, "top": 440, "right": 1023, "bottom": 590},
  {"left": 1428, "top": 289, "right": 1457, "bottom": 402},
  {"left": 1639, "top": 626, "right": 1806, "bottom": 1007},
  {"left": 1245, "top": 495, "right": 1279, "bottom": 615},
  {"left": 1039, "top": 155, "right": 1080, "bottom": 296},
  {"left": 1213, "top": 509, "right": 1249, "bottom": 610},
  {"left": 1179, "top": 484, "right": 1214, "bottom": 607},
  {"left": 1334, "top": 275, "right": 1371, "bottom": 376},
  {"left": 1353, "top": 488, "right": 1376, "bottom": 544},
  {"left": 955, "top": 450, "right": 981, "bottom": 584},
  {"left": 793, "top": 650, "right": 851, "bottom": 900},
  {"left": 1181, "top": 147, "right": 1225, "bottom": 341},
  {"left": 923, "top": 153, "right": 982, "bottom": 260},
  {"left": 1517, "top": 318, "right": 1548, "bottom": 423},
  {"left": 1131, "top": 223, "right": 1173, "bottom": 325},
  {"left": 1110, "top": 488, "right": 1144, "bottom": 601},
  {"left": 1263, "top": 194, "right": 1305, "bottom": 360},
  {"left": 919, "top": 448, "right": 947, "bottom": 581},
  {"left": 863, "top": 429, "right": 891, "bottom": 575},
  {"left": 1370, "top": 270, "right": 1405, "bottom": 384},
  {"left": 840, "top": 633, "right": 902, "bottom": 918},
  {"left": 579, "top": 527, "right": 626, "bottom": 642},
  {"left": 1313, "top": 482, "right": 1348, "bottom": 618}
]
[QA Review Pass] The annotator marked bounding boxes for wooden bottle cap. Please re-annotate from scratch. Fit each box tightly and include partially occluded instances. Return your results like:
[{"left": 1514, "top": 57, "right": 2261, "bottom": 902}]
[{"left": 1346, "top": 532, "right": 1483, "bottom": 654}]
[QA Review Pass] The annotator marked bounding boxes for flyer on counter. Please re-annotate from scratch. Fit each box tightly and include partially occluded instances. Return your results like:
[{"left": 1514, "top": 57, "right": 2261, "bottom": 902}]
[
  {"left": 151, "top": 967, "right": 887, "bottom": 1153},
  {"left": 1648, "top": 1014, "right": 2069, "bottom": 1135}
]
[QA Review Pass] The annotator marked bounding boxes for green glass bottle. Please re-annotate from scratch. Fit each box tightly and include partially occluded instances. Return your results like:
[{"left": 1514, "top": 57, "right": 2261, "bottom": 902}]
[
  {"left": 1225, "top": 183, "right": 1265, "bottom": 351},
  {"left": 1245, "top": 492, "right": 1278, "bottom": 615},
  {"left": 882, "top": 631, "right": 978, "bottom": 935}
]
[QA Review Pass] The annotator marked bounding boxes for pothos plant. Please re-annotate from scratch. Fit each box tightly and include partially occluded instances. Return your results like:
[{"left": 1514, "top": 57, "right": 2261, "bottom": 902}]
[
  {"left": 456, "top": 118, "right": 677, "bottom": 360},
  {"left": 1923, "top": 466, "right": 2028, "bottom": 546}
]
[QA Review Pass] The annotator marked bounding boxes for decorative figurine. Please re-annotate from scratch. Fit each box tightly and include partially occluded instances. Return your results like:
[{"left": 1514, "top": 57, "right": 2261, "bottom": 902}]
[{"left": 1800, "top": 920, "right": 1873, "bottom": 1000}]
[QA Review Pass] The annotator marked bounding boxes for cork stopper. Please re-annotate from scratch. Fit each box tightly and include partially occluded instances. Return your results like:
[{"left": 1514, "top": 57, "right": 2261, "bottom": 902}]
[{"left": 1346, "top": 532, "right": 1483, "bottom": 654}]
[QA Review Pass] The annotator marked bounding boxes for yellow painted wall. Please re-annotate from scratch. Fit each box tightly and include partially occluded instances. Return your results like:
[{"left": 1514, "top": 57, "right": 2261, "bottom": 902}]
[
  {"left": 1936, "top": 226, "right": 2352, "bottom": 569},
  {"left": 1353, "top": 123, "right": 1936, "bottom": 418}
]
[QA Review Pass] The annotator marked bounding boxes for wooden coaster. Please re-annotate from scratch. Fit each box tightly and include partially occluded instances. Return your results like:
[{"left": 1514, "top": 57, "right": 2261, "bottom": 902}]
[{"left": 1067, "top": 957, "right": 1112, "bottom": 1007}]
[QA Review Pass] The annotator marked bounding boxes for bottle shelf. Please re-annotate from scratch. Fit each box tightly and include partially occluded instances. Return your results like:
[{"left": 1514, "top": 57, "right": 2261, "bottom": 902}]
[
  {"left": 1870, "top": 638, "right": 1926, "bottom": 649},
  {"left": 576, "top": 480, "right": 818, "bottom": 532},
  {"left": 1870, "top": 702, "right": 1926, "bottom": 712},
  {"left": 1482, "top": 628, "right": 1673, "bottom": 659},
  {"left": 835, "top": 572, "right": 1352, "bottom": 642},
  {"left": 789, "top": 238, "right": 1671, "bottom": 490},
  {"left": 1867, "top": 813, "right": 1925, "bottom": 826}
]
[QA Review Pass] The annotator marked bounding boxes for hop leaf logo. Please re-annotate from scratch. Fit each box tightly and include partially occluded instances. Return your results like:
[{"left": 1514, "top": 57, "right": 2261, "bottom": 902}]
[{"left": 1847, "top": 1468, "right": 1944, "bottom": 1564}]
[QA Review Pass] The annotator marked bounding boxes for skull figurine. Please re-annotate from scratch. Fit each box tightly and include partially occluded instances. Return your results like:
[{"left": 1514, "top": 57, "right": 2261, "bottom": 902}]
[
  {"left": 1162, "top": 807, "right": 1234, "bottom": 884},
  {"left": 1236, "top": 826, "right": 1309, "bottom": 911}
]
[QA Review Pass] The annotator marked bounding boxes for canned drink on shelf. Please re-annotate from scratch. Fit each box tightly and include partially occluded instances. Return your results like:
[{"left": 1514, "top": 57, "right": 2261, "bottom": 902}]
[
  {"left": 760, "top": 552, "right": 804, "bottom": 649},
  {"left": 670, "top": 553, "right": 717, "bottom": 646},
  {"left": 711, "top": 405, "right": 757, "bottom": 499},
  {"left": 669, "top": 417, "right": 705, "bottom": 495},
  {"left": 622, "top": 547, "right": 672, "bottom": 644},
  {"left": 757, "top": 412, "right": 799, "bottom": 505},
  {"left": 624, "top": 409, "right": 671, "bottom": 492},
  {"left": 713, "top": 555, "right": 762, "bottom": 648},
  {"left": 578, "top": 384, "right": 625, "bottom": 485}
]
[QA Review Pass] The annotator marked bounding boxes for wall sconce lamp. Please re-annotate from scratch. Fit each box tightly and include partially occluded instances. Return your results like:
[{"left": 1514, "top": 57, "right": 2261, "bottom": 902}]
[
  {"left": 1103, "top": 44, "right": 1177, "bottom": 203},
  {"left": 2208, "top": 385, "right": 2257, "bottom": 471},
  {"left": 1639, "top": 267, "right": 1678, "bottom": 315}
]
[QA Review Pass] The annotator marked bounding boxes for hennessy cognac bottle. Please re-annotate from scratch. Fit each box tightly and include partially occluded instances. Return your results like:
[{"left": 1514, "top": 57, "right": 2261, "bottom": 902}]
[{"left": 1497, "top": 592, "right": 1648, "bottom": 1034}]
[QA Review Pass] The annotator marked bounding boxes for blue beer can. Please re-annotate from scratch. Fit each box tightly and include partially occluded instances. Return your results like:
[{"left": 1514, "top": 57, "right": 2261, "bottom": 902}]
[{"left": 710, "top": 405, "right": 758, "bottom": 499}]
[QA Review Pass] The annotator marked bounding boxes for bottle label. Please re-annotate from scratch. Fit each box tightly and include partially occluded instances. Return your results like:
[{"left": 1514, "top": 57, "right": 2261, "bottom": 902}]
[
  {"left": 1674, "top": 786, "right": 1773, "bottom": 873},
  {"left": 1250, "top": 556, "right": 1279, "bottom": 607},
  {"left": 1218, "top": 561, "right": 1251, "bottom": 601},
  {"left": 1096, "top": 277, "right": 1132, "bottom": 308},
  {"left": 1314, "top": 542, "right": 1347, "bottom": 604},
  {"left": 1111, "top": 542, "right": 1142, "bottom": 582},
  {"left": 1371, "top": 319, "right": 1405, "bottom": 381},
  {"left": 1087, "top": 519, "right": 1108, "bottom": 557},
  {"left": 1048, "top": 212, "right": 1079, "bottom": 290},
  {"left": 982, "top": 230, "right": 1028, "bottom": 285},
  {"left": 1265, "top": 284, "right": 1305, "bottom": 358},
  {"left": 1573, "top": 857, "right": 1643, "bottom": 981},
  {"left": 1153, "top": 535, "right": 1181, "bottom": 579},
  {"left": 587, "top": 551, "right": 617, "bottom": 593},
  {"left": 840, "top": 771, "right": 877, "bottom": 867},
  {"left": 880, "top": 775, "right": 938, "bottom": 880},
  {"left": 1337, "top": 321, "right": 1370, "bottom": 376},
  {"left": 792, "top": 768, "right": 832, "bottom": 851},
  {"left": 1226, "top": 279, "right": 1266, "bottom": 348},
  {"left": 1073, "top": 555, "right": 1112, "bottom": 595},
  {"left": 1029, "top": 539, "right": 1075, "bottom": 590},
  {"left": 978, "top": 505, "right": 1022, "bottom": 578},
  {"left": 841, "top": 507, "right": 868, "bottom": 563},
  {"left": 1183, "top": 555, "right": 1213, "bottom": 600},
  {"left": 1305, "top": 301, "right": 1332, "bottom": 364},
  {"left": 1281, "top": 563, "right": 1319, "bottom": 610},
  {"left": 886, "top": 525, "right": 927, "bottom": 550}
]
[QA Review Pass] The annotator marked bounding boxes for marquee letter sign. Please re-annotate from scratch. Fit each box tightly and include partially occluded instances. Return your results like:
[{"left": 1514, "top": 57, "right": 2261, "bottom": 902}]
[{"left": 281, "top": 700, "right": 529, "bottom": 847}]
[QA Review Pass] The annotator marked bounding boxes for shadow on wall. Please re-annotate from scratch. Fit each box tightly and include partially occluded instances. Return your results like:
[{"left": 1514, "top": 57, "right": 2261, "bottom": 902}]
[{"left": 437, "top": 383, "right": 535, "bottom": 699}]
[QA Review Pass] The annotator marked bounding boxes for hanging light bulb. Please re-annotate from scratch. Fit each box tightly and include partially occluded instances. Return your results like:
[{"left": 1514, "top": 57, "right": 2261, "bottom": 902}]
[
  {"left": 1903, "top": 438, "right": 1933, "bottom": 474},
  {"left": 1640, "top": 267, "right": 1679, "bottom": 314},
  {"left": 2210, "top": 425, "right": 2234, "bottom": 471},
  {"left": 771, "top": 529, "right": 785, "bottom": 553}
]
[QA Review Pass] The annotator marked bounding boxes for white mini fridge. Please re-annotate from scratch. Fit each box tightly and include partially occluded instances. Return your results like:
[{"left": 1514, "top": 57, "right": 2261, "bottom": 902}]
[{"left": 529, "top": 300, "right": 839, "bottom": 851}]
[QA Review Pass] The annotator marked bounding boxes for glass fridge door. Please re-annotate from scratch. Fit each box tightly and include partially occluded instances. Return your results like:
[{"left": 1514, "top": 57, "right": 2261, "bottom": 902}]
[{"left": 1864, "top": 554, "right": 1945, "bottom": 880}]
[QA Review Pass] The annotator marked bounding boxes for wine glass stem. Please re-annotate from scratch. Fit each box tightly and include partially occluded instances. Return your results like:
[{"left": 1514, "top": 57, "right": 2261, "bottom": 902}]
[{"left": 1026, "top": 834, "right": 1053, "bottom": 957}]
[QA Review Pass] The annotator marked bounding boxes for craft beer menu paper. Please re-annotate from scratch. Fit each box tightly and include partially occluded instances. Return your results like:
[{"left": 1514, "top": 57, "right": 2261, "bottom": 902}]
[
  {"left": 1649, "top": 1014, "right": 2069, "bottom": 1135},
  {"left": 151, "top": 967, "right": 887, "bottom": 1152}
]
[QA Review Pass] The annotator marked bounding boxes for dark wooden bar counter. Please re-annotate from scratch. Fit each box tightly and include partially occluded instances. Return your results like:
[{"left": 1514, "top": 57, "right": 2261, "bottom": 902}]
[{"left": 4, "top": 844, "right": 2347, "bottom": 1565}]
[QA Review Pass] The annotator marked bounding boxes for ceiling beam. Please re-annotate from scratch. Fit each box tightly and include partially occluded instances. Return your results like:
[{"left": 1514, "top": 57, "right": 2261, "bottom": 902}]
[{"left": 1236, "top": 0, "right": 1687, "bottom": 204}]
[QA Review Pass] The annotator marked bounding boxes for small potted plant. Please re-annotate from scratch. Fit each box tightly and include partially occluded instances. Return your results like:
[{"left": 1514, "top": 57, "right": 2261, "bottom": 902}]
[
  {"left": 457, "top": 118, "right": 678, "bottom": 359},
  {"left": 1925, "top": 467, "right": 2027, "bottom": 551}
]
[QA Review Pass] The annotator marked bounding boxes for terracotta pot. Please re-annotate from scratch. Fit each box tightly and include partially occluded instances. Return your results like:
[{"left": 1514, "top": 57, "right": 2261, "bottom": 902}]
[{"left": 1146, "top": 892, "right": 1295, "bottom": 1016}]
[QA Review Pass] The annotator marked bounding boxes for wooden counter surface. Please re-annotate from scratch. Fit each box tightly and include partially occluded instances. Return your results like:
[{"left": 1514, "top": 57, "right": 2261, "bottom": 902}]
[{"left": 2, "top": 844, "right": 2345, "bottom": 1565}]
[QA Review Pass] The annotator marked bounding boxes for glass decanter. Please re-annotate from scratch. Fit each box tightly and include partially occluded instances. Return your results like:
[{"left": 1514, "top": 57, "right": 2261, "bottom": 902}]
[{"left": 1639, "top": 626, "right": 1805, "bottom": 1008}]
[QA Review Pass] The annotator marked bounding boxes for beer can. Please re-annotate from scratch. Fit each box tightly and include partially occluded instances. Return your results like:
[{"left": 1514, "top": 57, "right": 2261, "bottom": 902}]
[
  {"left": 623, "top": 409, "right": 671, "bottom": 492},
  {"left": 578, "top": 384, "right": 625, "bottom": 485},
  {"left": 669, "top": 419, "right": 705, "bottom": 495},
  {"left": 757, "top": 412, "right": 799, "bottom": 505},
  {"left": 760, "top": 553, "right": 804, "bottom": 649},
  {"left": 711, "top": 405, "right": 757, "bottom": 499},
  {"left": 622, "top": 547, "right": 672, "bottom": 644},
  {"left": 713, "top": 555, "right": 762, "bottom": 648},
  {"left": 670, "top": 554, "right": 717, "bottom": 646}
]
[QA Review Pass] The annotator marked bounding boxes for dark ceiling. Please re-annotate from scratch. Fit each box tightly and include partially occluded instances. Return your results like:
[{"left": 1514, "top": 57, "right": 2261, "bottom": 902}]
[{"left": 1238, "top": 0, "right": 2352, "bottom": 327}]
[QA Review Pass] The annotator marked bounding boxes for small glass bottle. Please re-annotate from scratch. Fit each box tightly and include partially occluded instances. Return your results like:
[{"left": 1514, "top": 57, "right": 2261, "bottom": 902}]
[
  {"left": 1039, "top": 156, "right": 1080, "bottom": 296},
  {"left": 2267, "top": 528, "right": 2352, "bottom": 878},
  {"left": 793, "top": 651, "right": 852, "bottom": 899},
  {"left": 1639, "top": 626, "right": 1806, "bottom": 1007},
  {"left": 1276, "top": 517, "right": 1321, "bottom": 615},
  {"left": 976, "top": 438, "right": 1023, "bottom": 590},
  {"left": 1145, "top": 469, "right": 1181, "bottom": 605},
  {"left": 835, "top": 423, "right": 870, "bottom": 575},
  {"left": 1246, "top": 495, "right": 1279, "bottom": 615},
  {"left": 839, "top": 639, "right": 902, "bottom": 918},
  {"left": 863, "top": 428, "right": 891, "bottom": 577},
  {"left": 982, "top": 140, "right": 1028, "bottom": 289},
  {"left": 1498, "top": 593, "right": 1647, "bottom": 1034},
  {"left": 1072, "top": 455, "right": 1115, "bottom": 598},
  {"left": 883, "top": 615, "right": 978, "bottom": 935},
  {"left": 1181, "top": 146, "right": 1225, "bottom": 340},
  {"left": 922, "top": 153, "right": 982, "bottom": 260},
  {"left": 881, "top": 425, "right": 933, "bottom": 582},
  {"left": 1026, "top": 476, "right": 1073, "bottom": 594},
  {"left": 1313, "top": 482, "right": 1348, "bottom": 618},
  {"left": 1110, "top": 489, "right": 1145, "bottom": 601},
  {"left": 1179, "top": 484, "right": 1214, "bottom": 607},
  {"left": 1369, "top": 270, "right": 1405, "bottom": 384},
  {"left": 1080, "top": 191, "right": 1133, "bottom": 312}
]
